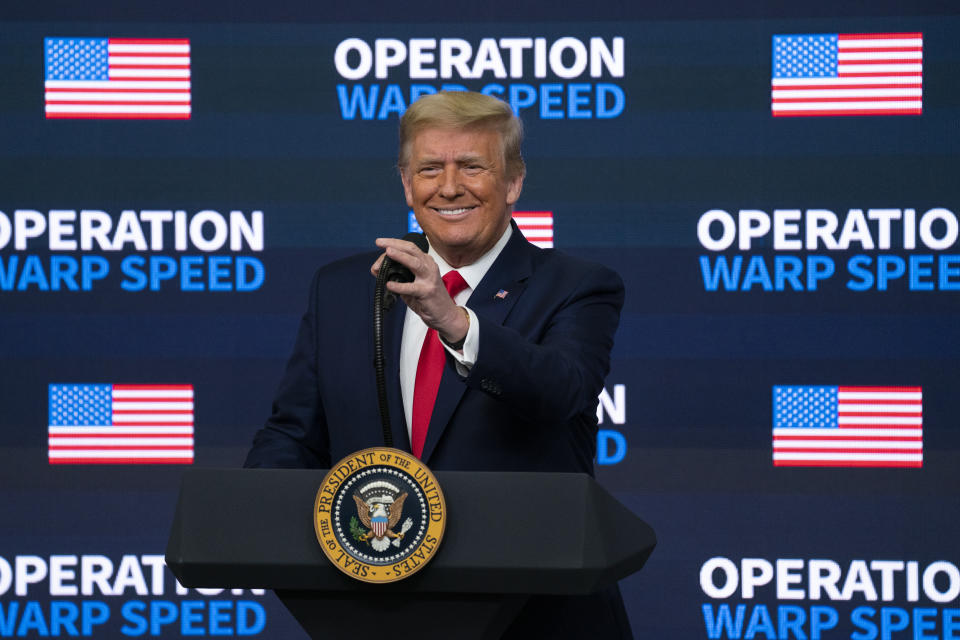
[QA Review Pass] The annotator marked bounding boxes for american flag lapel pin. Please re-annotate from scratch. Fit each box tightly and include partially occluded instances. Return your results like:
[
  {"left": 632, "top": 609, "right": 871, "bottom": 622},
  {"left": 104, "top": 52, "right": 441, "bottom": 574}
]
[{"left": 495, "top": 289, "right": 508, "bottom": 299}]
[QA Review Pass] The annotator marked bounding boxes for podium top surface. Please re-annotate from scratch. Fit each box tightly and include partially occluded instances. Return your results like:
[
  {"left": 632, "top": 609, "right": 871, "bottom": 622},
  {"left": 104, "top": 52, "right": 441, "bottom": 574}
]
[{"left": 166, "top": 468, "right": 656, "bottom": 595}]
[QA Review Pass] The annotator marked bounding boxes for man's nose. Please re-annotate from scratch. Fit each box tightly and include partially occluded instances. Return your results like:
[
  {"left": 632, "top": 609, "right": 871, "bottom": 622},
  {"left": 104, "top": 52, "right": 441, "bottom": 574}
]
[{"left": 438, "top": 168, "right": 462, "bottom": 198}]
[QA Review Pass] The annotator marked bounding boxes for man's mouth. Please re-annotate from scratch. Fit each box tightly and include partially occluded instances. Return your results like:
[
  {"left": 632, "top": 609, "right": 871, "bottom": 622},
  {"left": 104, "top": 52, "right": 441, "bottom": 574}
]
[{"left": 432, "top": 206, "right": 476, "bottom": 216}]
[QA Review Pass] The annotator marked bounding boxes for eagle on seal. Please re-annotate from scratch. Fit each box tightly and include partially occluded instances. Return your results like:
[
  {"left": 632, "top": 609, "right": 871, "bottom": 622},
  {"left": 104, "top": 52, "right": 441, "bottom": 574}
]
[{"left": 354, "top": 492, "right": 408, "bottom": 552}]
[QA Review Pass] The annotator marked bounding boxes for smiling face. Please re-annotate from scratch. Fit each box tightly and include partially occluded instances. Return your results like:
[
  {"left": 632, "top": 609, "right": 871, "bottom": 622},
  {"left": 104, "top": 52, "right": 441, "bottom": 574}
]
[{"left": 401, "top": 126, "right": 524, "bottom": 268}]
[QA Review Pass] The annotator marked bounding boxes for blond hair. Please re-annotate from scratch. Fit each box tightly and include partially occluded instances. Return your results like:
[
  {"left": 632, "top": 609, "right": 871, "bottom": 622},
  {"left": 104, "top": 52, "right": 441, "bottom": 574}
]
[{"left": 398, "top": 91, "right": 525, "bottom": 178}]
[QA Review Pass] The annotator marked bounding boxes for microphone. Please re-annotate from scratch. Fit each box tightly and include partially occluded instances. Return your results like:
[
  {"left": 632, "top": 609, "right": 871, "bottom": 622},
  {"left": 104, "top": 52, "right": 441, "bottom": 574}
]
[
  {"left": 380, "top": 232, "right": 428, "bottom": 311},
  {"left": 374, "top": 231, "right": 428, "bottom": 448}
]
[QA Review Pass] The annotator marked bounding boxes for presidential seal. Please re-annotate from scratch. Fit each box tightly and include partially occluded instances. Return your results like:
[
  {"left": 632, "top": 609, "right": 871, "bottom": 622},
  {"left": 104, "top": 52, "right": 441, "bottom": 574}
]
[{"left": 313, "top": 447, "right": 446, "bottom": 583}]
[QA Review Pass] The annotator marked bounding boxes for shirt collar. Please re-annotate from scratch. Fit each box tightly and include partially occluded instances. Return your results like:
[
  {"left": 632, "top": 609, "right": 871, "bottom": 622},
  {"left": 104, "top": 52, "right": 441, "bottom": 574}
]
[{"left": 428, "top": 223, "right": 513, "bottom": 291}]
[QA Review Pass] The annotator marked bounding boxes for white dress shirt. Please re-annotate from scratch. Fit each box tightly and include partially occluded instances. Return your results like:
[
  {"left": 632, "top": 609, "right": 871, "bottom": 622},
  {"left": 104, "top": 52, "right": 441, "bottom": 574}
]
[{"left": 399, "top": 224, "right": 513, "bottom": 440}]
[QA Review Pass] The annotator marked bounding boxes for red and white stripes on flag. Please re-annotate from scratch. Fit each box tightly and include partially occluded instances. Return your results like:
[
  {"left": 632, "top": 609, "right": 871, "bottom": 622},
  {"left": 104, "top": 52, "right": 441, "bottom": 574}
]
[
  {"left": 44, "top": 37, "right": 191, "bottom": 119},
  {"left": 771, "top": 32, "right": 922, "bottom": 117},
  {"left": 514, "top": 211, "right": 553, "bottom": 248},
  {"left": 48, "top": 383, "right": 194, "bottom": 464},
  {"left": 772, "top": 386, "right": 922, "bottom": 468}
]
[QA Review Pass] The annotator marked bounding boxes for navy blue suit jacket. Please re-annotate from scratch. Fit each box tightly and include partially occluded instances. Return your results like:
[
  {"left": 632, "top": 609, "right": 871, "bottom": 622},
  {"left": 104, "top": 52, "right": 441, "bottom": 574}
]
[{"left": 244, "top": 225, "right": 624, "bottom": 474}]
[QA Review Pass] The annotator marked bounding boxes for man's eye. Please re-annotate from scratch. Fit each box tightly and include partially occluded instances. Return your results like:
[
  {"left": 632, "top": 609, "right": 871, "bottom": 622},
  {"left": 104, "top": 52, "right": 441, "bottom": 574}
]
[{"left": 419, "top": 167, "right": 440, "bottom": 176}]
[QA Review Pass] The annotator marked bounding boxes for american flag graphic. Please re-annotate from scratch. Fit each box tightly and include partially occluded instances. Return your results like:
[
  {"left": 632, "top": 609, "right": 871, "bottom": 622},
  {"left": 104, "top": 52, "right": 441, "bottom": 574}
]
[
  {"left": 48, "top": 384, "right": 194, "bottom": 464},
  {"left": 771, "top": 32, "right": 922, "bottom": 117},
  {"left": 772, "top": 386, "right": 922, "bottom": 468},
  {"left": 408, "top": 211, "right": 422, "bottom": 233},
  {"left": 513, "top": 211, "right": 553, "bottom": 248},
  {"left": 44, "top": 37, "right": 191, "bottom": 119}
]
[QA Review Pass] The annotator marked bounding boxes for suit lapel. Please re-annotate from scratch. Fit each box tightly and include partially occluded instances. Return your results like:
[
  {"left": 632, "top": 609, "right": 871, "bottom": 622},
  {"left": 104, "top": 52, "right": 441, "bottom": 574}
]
[{"left": 419, "top": 224, "right": 535, "bottom": 463}]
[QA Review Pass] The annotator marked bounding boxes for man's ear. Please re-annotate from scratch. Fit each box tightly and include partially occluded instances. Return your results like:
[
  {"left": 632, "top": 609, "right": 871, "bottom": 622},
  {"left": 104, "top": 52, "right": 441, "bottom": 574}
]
[
  {"left": 506, "top": 172, "right": 524, "bottom": 206},
  {"left": 400, "top": 170, "right": 414, "bottom": 208}
]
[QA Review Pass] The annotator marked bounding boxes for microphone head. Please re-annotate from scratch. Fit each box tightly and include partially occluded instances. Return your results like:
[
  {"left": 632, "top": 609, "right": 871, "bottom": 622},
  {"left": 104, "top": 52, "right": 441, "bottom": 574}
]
[
  {"left": 402, "top": 231, "right": 429, "bottom": 253},
  {"left": 380, "top": 232, "right": 427, "bottom": 312}
]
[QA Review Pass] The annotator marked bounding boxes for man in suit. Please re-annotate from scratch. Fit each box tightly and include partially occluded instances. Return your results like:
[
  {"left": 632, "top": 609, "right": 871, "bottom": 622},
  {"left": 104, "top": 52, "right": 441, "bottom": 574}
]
[{"left": 244, "top": 91, "right": 630, "bottom": 638}]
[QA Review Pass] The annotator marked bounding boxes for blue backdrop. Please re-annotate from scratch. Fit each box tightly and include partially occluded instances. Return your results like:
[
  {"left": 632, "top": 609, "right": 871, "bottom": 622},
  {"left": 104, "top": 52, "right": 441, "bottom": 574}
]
[{"left": 1, "top": 1, "right": 958, "bottom": 637}]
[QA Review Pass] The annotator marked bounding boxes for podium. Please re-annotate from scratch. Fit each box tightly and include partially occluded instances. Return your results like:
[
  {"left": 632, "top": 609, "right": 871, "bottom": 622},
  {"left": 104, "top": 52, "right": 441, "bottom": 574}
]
[{"left": 166, "top": 468, "right": 656, "bottom": 640}]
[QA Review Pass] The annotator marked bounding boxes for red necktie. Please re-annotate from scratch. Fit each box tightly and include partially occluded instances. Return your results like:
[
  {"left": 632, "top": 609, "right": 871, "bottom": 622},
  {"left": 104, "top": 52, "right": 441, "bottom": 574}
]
[{"left": 411, "top": 270, "right": 469, "bottom": 459}]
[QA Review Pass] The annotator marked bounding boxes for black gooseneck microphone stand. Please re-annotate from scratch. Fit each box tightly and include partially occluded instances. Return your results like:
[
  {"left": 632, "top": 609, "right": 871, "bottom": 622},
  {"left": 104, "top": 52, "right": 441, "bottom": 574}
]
[{"left": 373, "top": 232, "right": 428, "bottom": 448}]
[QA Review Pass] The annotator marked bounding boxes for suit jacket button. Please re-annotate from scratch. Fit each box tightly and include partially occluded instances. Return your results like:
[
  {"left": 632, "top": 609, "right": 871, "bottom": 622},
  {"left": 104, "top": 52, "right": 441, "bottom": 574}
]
[{"left": 482, "top": 379, "right": 501, "bottom": 395}]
